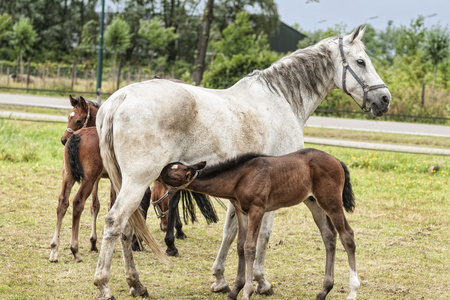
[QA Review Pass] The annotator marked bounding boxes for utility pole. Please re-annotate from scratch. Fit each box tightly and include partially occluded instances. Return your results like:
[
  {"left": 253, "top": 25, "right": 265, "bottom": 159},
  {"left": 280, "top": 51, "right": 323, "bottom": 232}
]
[{"left": 96, "top": 0, "right": 105, "bottom": 105}]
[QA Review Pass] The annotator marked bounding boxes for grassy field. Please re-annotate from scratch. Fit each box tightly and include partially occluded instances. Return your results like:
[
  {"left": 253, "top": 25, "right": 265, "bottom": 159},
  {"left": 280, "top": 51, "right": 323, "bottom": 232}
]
[{"left": 0, "top": 119, "right": 448, "bottom": 299}]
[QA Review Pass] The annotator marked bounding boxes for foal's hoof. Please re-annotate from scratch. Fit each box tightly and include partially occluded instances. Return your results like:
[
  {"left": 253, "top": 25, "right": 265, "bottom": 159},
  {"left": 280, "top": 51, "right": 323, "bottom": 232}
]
[{"left": 166, "top": 248, "right": 179, "bottom": 257}]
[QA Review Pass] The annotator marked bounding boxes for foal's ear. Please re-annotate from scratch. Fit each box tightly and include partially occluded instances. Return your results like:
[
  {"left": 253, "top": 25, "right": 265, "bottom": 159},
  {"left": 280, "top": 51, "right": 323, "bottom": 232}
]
[
  {"left": 349, "top": 25, "right": 364, "bottom": 43},
  {"left": 69, "top": 95, "right": 78, "bottom": 107},
  {"left": 79, "top": 96, "right": 88, "bottom": 111},
  {"left": 193, "top": 161, "right": 207, "bottom": 171}
]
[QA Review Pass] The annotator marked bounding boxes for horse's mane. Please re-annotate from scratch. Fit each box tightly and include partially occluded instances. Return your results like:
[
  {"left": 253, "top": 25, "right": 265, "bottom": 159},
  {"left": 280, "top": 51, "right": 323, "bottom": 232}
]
[
  {"left": 251, "top": 39, "right": 336, "bottom": 113},
  {"left": 85, "top": 99, "right": 100, "bottom": 108},
  {"left": 198, "top": 152, "right": 268, "bottom": 179}
]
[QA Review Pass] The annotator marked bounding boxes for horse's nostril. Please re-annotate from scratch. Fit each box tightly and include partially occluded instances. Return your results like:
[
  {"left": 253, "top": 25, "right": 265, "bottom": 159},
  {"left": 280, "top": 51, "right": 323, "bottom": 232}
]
[{"left": 382, "top": 95, "right": 390, "bottom": 104}]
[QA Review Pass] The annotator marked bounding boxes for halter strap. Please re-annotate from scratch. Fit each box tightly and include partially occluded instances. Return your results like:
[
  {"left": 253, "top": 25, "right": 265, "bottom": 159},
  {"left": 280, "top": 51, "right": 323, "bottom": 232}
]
[
  {"left": 151, "top": 190, "right": 170, "bottom": 218},
  {"left": 339, "top": 36, "right": 388, "bottom": 112}
]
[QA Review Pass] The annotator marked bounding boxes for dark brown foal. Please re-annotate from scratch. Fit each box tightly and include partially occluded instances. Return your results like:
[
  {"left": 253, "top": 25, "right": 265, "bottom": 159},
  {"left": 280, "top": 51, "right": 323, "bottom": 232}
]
[{"left": 159, "top": 148, "right": 359, "bottom": 300}]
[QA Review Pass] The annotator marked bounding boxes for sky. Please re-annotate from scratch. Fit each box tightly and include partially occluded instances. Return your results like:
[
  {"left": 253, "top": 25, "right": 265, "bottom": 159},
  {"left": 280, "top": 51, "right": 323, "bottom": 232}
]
[{"left": 275, "top": 0, "right": 450, "bottom": 33}]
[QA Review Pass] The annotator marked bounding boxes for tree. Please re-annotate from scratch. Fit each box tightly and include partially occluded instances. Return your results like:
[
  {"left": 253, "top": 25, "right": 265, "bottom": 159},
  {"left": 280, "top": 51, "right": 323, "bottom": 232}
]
[
  {"left": 104, "top": 15, "right": 131, "bottom": 77},
  {"left": 213, "top": 11, "right": 269, "bottom": 59},
  {"left": 424, "top": 25, "right": 450, "bottom": 92},
  {"left": 138, "top": 17, "right": 179, "bottom": 71},
  {"left": 395, "top": 16, "right": 426, "bottom": 56},
  {"left": 0, "top": 13, "right": 12, "bottom": 58},
  {"left": 9, "top": 18, "right": 38, "bottom": 74},
  {"left": 191, "top": 0, "right": 214, "bottom": 85}
]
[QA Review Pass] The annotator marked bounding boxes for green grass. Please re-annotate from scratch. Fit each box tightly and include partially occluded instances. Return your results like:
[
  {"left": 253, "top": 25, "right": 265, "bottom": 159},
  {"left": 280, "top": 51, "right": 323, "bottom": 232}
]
[{"left": 0, "top": 119, "right": 448, "bottom": 299}]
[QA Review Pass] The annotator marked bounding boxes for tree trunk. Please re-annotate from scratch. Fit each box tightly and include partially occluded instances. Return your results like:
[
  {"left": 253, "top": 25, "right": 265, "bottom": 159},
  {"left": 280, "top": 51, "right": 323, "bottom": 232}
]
[
  {"left": 432, "top": 64, "right": 437, "bottom": 100},
  {"left": 191, "top": 0, "right": 214, "bottom": 86}
]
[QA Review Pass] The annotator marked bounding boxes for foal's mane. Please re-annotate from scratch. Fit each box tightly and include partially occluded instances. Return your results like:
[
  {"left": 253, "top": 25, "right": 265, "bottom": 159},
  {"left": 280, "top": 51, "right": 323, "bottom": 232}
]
[
  {"left": 251, "top": 38, "right": 336, "bottom": 113},
  {"left": 198, "top": 153, "right": 268, "bottom": 179},
  {"left": 85, "top": 99, "right": 100, "bottom": 109}
]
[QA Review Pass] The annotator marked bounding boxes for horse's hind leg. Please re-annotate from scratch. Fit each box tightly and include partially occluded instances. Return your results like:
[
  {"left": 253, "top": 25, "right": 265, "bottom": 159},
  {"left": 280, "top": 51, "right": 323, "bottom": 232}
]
[
  {"left": 211, "top": 203, "right": 237, "bottom": 293},
  {"left": 50, "top": 173, "right": 75, "bottom": 262},
  {"left": 132, "top": 187, "right": 151, "bottom": 251},
  {"left": 327, "top": 209, "right": 359, "bottom": 300},
  {"left": 121, "top": 221, "right": 148, "bottom": 297},
  {"left": 71, "top": 179, "right": 96, "bottom": 262},
  {"left": 94, "top": 181, "right": 150, "bottom": 300},
  {"left": 89, "top": 177, "right": 101, "bottom": 252},
  {"left": 304, "top": 198, "right": 337, "bottom": 300}
]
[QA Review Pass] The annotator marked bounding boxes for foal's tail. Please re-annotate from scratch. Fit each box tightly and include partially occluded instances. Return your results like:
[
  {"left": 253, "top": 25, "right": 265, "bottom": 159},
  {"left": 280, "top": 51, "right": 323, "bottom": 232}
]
[
  {"left": 340, "top": 161, "right": 355, "bottom": 213},
  {"left": 97, "top": 93, "right": 170, "bottom": 266},
  {"left": 174, "top": 190, "right": 220, "bottom": 224},
  {"left": 67, "top": 133, "right": 84, "bottom": 183}
]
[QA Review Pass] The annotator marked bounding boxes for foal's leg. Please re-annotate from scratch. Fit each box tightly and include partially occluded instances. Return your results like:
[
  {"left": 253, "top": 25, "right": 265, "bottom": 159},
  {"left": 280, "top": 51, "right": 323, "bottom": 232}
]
[
  {"left": 121, "top": 221, "right": 148, "bottom": 297},
  {"left": 326, "top": 209, "right": 359, "bottom": 300},
  {"left": 242, "top": 206, "right": 265, "bottom": 300},
  {"left": 304, "top": 198, "right": 338, "bottom": 300},
  {"left": 174, "top": 205, "right": 186, "bottom": 239},
  {"left": 164, "top": 190, "right": 181, "bottom": 256},
  {"left": 227, "top": 211, "right": 248, "bottom": 300},
  {"left": 50, "top": 173, "right": 75, "bottom": 262},
  {"left": 211, "top": 203, "right": 237, "bottom": 293},
  {"left": 89, "top": 177, "right": 101, "bottom": 252},
  {"left": 71, "top": 179, "right": 96, "bottom": 262}
]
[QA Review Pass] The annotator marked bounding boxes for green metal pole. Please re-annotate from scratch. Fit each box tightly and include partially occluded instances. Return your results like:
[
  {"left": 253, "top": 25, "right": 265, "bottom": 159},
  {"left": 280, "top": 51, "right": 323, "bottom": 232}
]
[{"left": 96, "top": 0, "right": 105, "bottom": 104}]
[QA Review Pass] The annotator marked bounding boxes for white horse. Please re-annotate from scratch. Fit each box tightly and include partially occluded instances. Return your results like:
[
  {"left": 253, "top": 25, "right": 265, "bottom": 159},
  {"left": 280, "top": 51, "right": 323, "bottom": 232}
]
[{"left": 94, "top": 26, "right": 391, "bottom": 300}]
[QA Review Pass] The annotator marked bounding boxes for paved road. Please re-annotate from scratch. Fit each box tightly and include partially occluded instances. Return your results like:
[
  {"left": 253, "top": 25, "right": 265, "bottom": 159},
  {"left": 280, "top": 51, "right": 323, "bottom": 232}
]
[{"left": 1, "top": 93, "right": 449, "bottom": 155}]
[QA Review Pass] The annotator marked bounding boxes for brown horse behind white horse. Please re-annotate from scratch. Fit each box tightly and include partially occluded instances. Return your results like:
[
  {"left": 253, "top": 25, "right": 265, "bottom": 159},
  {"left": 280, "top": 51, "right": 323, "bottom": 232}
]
[{"left": 160, "top": 148, "right": 359, "bottom": 300}]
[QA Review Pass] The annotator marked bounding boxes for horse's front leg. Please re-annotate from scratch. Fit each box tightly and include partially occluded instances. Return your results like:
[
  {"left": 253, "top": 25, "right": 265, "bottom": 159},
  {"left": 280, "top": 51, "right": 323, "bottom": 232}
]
[
  {"left": 253, "top": 211, "right": 275, "bottom": 295},
  {"left": 164, "top": 190, "right": 180, "bottom": 256},
  {"left": 50, "top": 173, "right": 74, "bottom": 262},
  {"left": 90, "top": 177, "right": 101, "bottom": 252},
  {"left": 121, "top": 222, "right": 148, "bottom": 297},
  {"left": 211, "top": 203, "right": 238, "bottom": 293},
  {"left": 227, "top": 211, "right": 247, "bottom": 300}
]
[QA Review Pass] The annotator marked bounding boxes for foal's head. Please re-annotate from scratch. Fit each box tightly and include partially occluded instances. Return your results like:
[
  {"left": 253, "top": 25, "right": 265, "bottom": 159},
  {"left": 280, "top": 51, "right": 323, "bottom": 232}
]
[
  {"left": 61, "top": 95, "right": 93, "bottom": 145},
  {"left": 159, "top": 161, "right": 206, "bottom": 188}
]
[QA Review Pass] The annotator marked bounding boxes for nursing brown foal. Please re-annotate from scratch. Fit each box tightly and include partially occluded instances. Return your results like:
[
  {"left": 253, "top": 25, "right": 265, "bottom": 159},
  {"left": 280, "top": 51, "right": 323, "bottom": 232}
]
[{"left": 159, "top": 148, "right": 359, "bottom": 300}]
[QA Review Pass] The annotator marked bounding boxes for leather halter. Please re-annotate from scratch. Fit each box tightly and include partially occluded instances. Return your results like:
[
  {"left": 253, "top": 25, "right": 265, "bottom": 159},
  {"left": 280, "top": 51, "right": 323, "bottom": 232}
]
[
  {"left": 153, "top": 169, "right": 199, "bottom": 218},
  {"left": 339, "top": 36, "right": 388, "bottom": 112},
  {"left": 151, "top": 190, "right": 170, "bottom": 219},
  {"left": 66, "top": 105, "right": 91, "bottom": 133}
]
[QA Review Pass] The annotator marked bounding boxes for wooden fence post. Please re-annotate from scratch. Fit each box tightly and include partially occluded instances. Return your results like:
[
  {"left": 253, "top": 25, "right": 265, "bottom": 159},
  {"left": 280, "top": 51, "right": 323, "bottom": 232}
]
[
  {"left": 71, "top": 60, "right": 76, "bottom": 90},
  {"left": 6, "top": 67, "right": 10, "bottom": 86},
  {"left": 421, "top": 82, "right": 425, "bottom": 106},
  {"left": 26, "top": 58, "right": 31, "bottom": 88}
]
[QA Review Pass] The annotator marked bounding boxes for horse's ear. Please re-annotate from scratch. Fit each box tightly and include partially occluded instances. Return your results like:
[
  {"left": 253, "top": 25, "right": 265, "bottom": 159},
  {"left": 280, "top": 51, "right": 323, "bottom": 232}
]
[
  {"left": 193, "top": 161, "right": 206, "bottom": 171},
  {"left": 69, "top": 95, "right": 78, "bottom": 107},
  {"left": 349, "top": 25, "right": 364, "bottom": 42},
  {"left": 79, "top": 96, "right": 88, "bottom": 111}
]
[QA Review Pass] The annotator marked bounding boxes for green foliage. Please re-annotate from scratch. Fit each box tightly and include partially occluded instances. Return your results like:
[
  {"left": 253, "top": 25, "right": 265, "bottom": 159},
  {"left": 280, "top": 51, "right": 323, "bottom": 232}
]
[
  {"left": 395, "top": 16, "right": 426, "bottom": 56},
  {"left": 9, "top": 18, "right": 38, "bottom": 57},
  {"left": 0, "top": 13, "right": 12, "bottom": 40},
  {"left": 138, "top": 18, "right": 179, "bottom": 51},
  {"left": 104, "top": 16, "right": 131, "bottom": 55},
  {"left": 202, "top": 50, "right": 281, "bottom": 88},
  {"left": 213, "top": 11, "right": 269, "bottom": 59}
]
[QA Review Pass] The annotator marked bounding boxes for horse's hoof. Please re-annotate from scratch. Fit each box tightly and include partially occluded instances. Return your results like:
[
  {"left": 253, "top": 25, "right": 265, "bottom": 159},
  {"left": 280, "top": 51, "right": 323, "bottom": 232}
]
[
  {"left": 130, "top": 286, "right": 149, "bottom": 298},
  {"left": 49, "top": 259, "right": 58, "bottom": 263},
  {"left": 166, "top": 248, "right": 179, "bottom": 257},
  {"left": 211, "top": 284, "right": 231, "bottom": 294},
  {"left": 90, "top": 247, "right": 99, "bottom": 252},
  {"left": 176, "top": 233, "right": 187, "bottom": 240},
  {"left": 256, "top": 287, "right": 275, "bottom": 296}
]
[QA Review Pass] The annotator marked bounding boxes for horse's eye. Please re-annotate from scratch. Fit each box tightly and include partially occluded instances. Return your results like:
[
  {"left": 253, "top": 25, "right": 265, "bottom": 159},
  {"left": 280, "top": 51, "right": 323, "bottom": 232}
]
[
  {"left": 357, "top": 59, "right": 365, "bottom": 67},
  {"left": 76, "top": 119, "right": 83, "bottom": 124}
]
